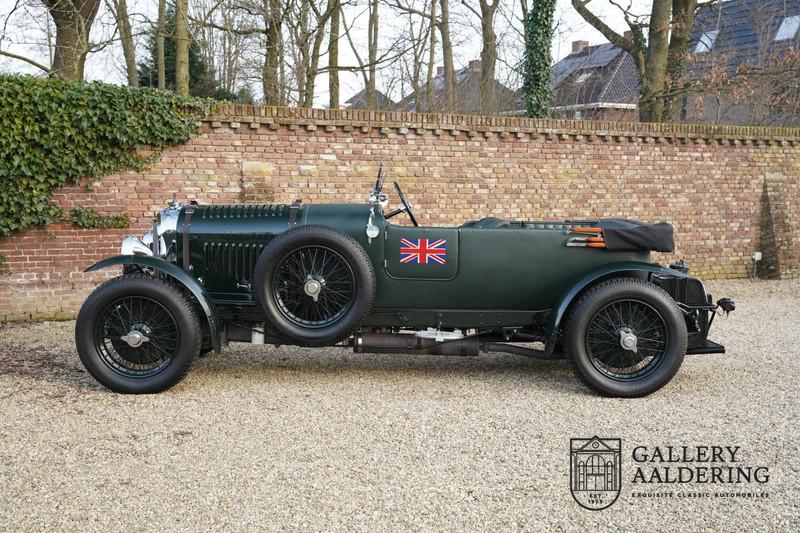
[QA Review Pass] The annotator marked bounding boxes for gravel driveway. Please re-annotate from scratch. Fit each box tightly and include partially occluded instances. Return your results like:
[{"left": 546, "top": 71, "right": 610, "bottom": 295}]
[{"left": 1, "top": 279, "right": 798, "bottom": 531}]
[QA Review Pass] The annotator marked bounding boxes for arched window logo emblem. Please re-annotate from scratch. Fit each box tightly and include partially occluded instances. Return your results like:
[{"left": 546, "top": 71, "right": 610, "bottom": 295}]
[{"left": 570, "top": 437, "right": 622, "bottom": 510}]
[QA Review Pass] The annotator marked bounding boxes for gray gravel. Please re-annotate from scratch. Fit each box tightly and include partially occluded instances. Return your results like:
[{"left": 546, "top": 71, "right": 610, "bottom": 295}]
[{"left": 0, "top": 279, "right": 798, "bottom": 531}]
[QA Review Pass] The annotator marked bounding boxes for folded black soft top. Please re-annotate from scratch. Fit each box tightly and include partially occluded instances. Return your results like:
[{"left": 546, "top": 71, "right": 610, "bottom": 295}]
[{"left": 598, "top": 219, "right": 675, "bottom": 253}]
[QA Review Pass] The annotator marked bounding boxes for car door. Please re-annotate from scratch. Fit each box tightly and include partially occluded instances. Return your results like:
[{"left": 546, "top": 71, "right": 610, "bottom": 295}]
[{"left": 383, "top": 225, "right": 459, "bottom": 280}]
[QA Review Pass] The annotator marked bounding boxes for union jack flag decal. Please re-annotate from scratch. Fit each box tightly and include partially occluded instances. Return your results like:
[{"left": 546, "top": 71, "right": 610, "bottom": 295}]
[{"left": 400, "top": 238, "right": 447, "bottom": 265}]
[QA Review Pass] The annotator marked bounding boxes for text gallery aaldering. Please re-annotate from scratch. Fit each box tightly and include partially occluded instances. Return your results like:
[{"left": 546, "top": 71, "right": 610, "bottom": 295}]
[{"left": 570, "top": 437, "right": 771, "bottom": 510}]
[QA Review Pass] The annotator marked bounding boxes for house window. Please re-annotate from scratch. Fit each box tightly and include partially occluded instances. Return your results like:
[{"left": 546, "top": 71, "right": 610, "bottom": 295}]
[
  {"left": 694, "top": 30, "right": 719, "bottom": 53},
  {"left": 775, "top": 15, "right": 800, "bottom": 41}
]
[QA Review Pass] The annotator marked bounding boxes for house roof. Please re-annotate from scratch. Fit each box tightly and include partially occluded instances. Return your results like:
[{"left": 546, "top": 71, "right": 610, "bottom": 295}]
[
  {"left": 394, "top": 62, "right": 519, "bottom": 115},
  {"left": 690, "top": 0, "right": 800, "bottom": 72},
  {"left": 344, "top": 89, "right": 396, "bottom": 110},
  {"left": 550, "top": 43, "right": 640, "bottom": 110}
]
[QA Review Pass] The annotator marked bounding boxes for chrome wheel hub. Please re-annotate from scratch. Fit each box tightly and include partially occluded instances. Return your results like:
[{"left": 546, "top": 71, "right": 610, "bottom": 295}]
[
  {"left": 619, "top": 328, "right": 638, "bottom": 353},
  {"left": 120, "top": 330, "right": 149, "bottom": 348},
  {"left": 304, "top": 278, "right": 323, "bottom": 302}
]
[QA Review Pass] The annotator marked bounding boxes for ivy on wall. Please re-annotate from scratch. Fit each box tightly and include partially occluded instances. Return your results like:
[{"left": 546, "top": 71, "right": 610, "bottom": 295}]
[
  {"left": 67, "top": 207, "right": 131, "bottom": 229},
  {"left": 522, "top": 0, "right": 558, "bottom": 118},
  {"left": 0, "top": 75, "right": 212, "bottom": 237}
]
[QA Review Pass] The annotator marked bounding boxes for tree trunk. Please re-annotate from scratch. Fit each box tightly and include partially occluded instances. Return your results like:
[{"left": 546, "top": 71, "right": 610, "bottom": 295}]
[
  {"left": 663, "top": 0, "right": 698, "bottom": 121},
  {"left": 300, "top": 0, "right": 338, "bottom": 108},
  {"left": 328, "top": 0, "right": 340, "bottom": 108},
  {"left": 438, "top": 0, "right": 455, "bottom": 111},
  {"left": 263, "top": 0, "right": 283, "bottom": 105},
  {"left": 302, "top": 21, "right": 328, "bottom": 107},
  {"left": 44, "top": 0, "right": 101, "bottom": 80},
  {"left": 572, "top": 0, "right": 689, "bottom": 124},
  {"left": 108, "top": 0, "right": 138, "bottom": 86},
  {"left": 425, "top": 0, "right": 437, "bottom": 111},
  {"left": 406, "top": 10, "right": 426, "bottom": 113},
  {"left": 156, "top": 0, "right": 166, "bottom": 90},
  {"left": 639, "top": 0, "right": 673, "bottom": 122},
  {"left": 478, "top": 0, "right": 499, "bottom": 114},
  {"left": 366, "top": 0, "right": 379, "bottom": 108},
  {"left": 175, "top": 0, "right": 190, "bottom": 95}
]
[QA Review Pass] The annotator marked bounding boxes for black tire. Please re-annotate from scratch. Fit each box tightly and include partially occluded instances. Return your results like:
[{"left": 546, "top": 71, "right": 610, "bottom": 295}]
[
  {"left": 563, "top": 278, "right": 687, "bottom": 397},
  {"left": 253, "top": 225, "right": 376, "bottom": 347},
  {"left": 75, "top": 274, "right": 201, "bottom": 393}
]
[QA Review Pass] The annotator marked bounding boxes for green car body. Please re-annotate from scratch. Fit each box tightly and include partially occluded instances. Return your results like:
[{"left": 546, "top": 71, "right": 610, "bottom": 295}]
[{"left": 79, "top": 178, "right": 731, "bottom": 396}]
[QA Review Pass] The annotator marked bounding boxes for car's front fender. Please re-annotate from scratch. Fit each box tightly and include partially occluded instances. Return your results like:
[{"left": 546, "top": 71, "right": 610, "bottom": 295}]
[
  {"left": 544, "top": 261, "right": 688, "bottom": 356},
  {"left": 85, "top": 256, "right": 221, "bottom": 353}
]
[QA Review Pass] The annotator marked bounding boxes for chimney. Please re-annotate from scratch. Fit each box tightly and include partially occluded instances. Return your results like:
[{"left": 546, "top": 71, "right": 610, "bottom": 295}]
[
  {"left": 623, "top": 30, "right": 633, "bottom": 41},
  {"left": 468, "top": 59, "right": 481, "bottom": 71},
  {"left": 437, "top": 66, "right": 444, "bottom": 76},
  {"left": 572, "top": 40, "right": 589, "bottom": 54}
]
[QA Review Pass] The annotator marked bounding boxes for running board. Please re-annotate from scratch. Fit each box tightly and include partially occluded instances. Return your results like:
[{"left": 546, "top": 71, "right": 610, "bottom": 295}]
[{"left": 686, "top": 339, "right": 725, "bottom": 355}]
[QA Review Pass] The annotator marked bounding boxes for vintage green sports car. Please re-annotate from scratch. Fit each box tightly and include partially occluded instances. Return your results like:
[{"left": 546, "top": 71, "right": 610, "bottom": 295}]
[{"left": 76, "top": 169, "right": 734, "bottom": 396}]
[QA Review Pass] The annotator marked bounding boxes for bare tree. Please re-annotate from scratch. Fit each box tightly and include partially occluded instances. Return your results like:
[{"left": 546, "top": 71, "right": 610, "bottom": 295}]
[
  {"left": 366, "top": 0, "right": 378, "bottom": 107},
  {"left": 390, "top": 0, "right": 455, "bottom": 111},
  {"left": 192, "top": 0, "right": 288, "bottom": 104},
  {"left": 38, "top": 0, "right": 102, "bottom": 80},
  {"left": 263, "top": 0, "right": 284, "bottom": 104},
  {"left": 462, "top": 0, "right": 499, "bottom": 113},
  {"left": 328, "top": 0, "right": 340, "bottom": 108},
  {"left": 397, "top": 2, "right": 432, "bottom": 111},
  {"left": 156, "top": 0, "right": 166, "bottom": 89},
  {"left": 662, "top": 0, "right": 697, "bottom": 120},
  {"left": 425, "top": 0, "right": 436, "bottom": 111},
  {"left": 285, "top": 0, "right": 338, "bottom": 106},
  {"left": 686, "top": 5, "right": 800, "bottom": 126},
  {"left": 438, "top": 0, "right": 455, "bottom": 110},
  {"left": 175, "top": 0, "right": 189, "bottom": 94},
  {"left": 193, "top": 0, "right": 254, "bottom": 94},
  {"left": 342, "top": 0, "right": 381, "bottom": 108},
  {"left": 105, "top": 0, "right": 137, "bottom": 86},
  {"left": 572, "top": 0, "right": 708, "bottom": 122}
]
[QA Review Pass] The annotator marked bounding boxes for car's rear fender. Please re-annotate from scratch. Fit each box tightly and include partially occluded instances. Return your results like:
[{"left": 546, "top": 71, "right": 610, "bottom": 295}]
[
  {"left": 85, "top": 255, "right": 222, "bottom": 353},
  {"left": 544, "top": 261, "right": 689, "bottom": 356}
]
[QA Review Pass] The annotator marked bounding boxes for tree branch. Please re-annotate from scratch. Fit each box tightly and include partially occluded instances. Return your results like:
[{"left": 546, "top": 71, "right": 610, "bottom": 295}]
[
  {"left": 0, "top": 49, "right": 52, "bottom": 73},
  {"left": 570, "top": 0, "right": 637, "bottom": 55}
]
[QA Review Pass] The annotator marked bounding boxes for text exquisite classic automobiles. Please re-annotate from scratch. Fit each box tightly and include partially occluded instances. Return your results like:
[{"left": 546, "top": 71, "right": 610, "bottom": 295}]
[{"left": 75, "top": 169, "right": 734, "bottom": 397}]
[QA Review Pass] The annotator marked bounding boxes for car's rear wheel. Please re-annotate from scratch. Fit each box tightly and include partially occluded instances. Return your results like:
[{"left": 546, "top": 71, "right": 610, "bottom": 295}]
[
  {"left": 253, "top": 225, "right": 376, "bottom": 346},
  {"left": 564, "top": 278, "right": 687, "bottom": 397},
  {"left": 75, "top": 274, "right": 201, "bottom": 393}
]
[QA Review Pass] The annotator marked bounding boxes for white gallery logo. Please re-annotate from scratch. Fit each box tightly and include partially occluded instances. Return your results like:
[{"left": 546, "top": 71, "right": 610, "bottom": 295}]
[{"left": 570, "top": 436, "right": 622, "bottom": 510}]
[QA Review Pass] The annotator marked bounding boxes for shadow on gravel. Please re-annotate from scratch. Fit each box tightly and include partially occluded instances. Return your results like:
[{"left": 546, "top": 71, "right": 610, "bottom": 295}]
[
  {"left": 0, "top": 322, "right": 583, "bottom": 395},
  {"left": 192, "top": 346, "right": 584, "bottom": 393}
]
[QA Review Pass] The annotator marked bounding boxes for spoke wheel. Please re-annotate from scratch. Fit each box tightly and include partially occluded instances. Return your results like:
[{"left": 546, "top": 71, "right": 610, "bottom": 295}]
[
  {"left": 585, "top": 299, "right": 668, "bottom": 381},
  {"left": 76, "top": 274, "right": 201, "bottom": 394},
  {"left": 272, "top": 245, "right": 356, "bottom": 328},
  {"left": 253, "top": 225, "right": 376, "bottom": 347},
  {"left": 563, "top": 278, "right": 687, "bottom": 398},
  {"left": 94, "top": 296, "right": 179, "bottom": 378}
]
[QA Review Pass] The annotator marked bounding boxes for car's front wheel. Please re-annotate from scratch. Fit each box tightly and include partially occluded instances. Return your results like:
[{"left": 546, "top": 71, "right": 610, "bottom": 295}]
[
  {"left": 563, "top": 278, "right": 687, "bottom": 397},
  {"left": 75, "top": 274, "right": 201, "bottom": 393}
]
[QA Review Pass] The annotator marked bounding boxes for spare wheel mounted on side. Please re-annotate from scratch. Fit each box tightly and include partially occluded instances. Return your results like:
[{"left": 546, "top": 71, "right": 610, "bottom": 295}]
[{"left": 253, "top": 225, "right": 376, "bottom": 346}]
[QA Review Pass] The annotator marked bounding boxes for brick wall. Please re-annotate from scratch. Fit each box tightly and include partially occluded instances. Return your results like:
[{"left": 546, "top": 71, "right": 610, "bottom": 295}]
[{"left": 1, "top": 105, "right": 799, "bottom": 321}]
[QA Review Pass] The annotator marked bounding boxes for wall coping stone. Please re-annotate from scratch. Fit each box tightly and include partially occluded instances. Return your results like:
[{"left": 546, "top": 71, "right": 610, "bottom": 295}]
[{"left": 206, "top": 104, "right": 800, "bottom": 143}]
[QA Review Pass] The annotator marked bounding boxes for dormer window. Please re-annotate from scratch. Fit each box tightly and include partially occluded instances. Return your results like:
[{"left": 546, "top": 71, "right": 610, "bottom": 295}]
[
  {"left": 694, "top": 30, "right": 719, "bottom": 53},
  {"left": 775, "top": 15, "right": 800, "bottom": 41}
]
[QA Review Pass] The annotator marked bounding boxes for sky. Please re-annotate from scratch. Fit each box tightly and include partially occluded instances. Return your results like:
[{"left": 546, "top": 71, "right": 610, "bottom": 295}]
[{"left": 0, "top": 0, "right": 654, "bottom": 105}]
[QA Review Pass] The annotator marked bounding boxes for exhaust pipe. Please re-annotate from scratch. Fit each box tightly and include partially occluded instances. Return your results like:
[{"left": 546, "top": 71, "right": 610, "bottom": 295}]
[
  {"left": 354, "top": 333, "right": 480, "bottom": 356},
  {"left": 353, "top": 333, "right": 559, "bottom": 359}
]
